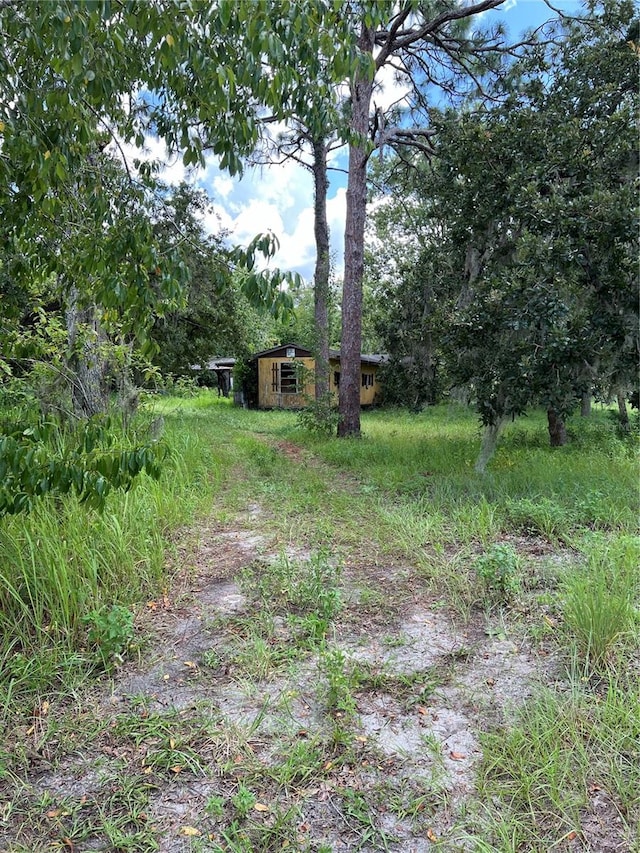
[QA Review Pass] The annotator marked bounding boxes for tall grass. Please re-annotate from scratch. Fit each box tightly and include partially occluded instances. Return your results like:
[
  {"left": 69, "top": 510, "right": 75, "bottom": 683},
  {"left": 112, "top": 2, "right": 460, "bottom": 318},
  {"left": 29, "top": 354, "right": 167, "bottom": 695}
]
[
  {"left": 562, "top": 535, "right": 639, "bottom": 672},
  {"left": 1, "top": 395, "right": 637, "bottom": 712},
  {"left": 0, "top": 394, "right": 235, "bottom": 704}
]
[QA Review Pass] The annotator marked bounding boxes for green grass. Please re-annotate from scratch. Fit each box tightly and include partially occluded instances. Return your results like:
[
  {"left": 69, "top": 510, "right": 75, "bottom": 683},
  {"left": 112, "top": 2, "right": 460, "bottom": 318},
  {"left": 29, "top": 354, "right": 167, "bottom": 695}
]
[
  {"left": 471, "top": 679, "right": 640, "bottom": 850},
  {"left": 0, "top": 395, "right": 235, "bottom": 707},
  {"left": 562, "top": 535, "right": 639, "bottom": 673},
  {"left": 0, "top": 392, "right": 637, "bottom": 850}
]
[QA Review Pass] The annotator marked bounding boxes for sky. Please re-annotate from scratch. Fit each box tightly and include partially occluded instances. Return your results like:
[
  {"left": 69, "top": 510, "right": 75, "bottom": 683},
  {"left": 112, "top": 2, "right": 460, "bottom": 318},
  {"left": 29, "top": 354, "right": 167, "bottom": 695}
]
[{"left": 134, "top": 0, "right": 584, "bottom": 284}]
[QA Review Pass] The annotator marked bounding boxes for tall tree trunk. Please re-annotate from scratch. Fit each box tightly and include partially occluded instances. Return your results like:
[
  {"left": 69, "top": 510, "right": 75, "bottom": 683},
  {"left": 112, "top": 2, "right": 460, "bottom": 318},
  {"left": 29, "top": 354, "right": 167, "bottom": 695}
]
[
  {"left": 580, "top": 392, "right": 591, "bottom": 417},
  {"left": 65, "top": 286, "right": 109, "bottom": 418},
  {"left": 338, "top": 22, "right": 375, "bottom": 437},
  {"left": 617, "top": 388, "right": 630, "bottom": 432},
  {"left": 547, "top": 408, "right": 567, "bottom": 446},
  {"left": 312, "top": 137, "right": 330, "bottom": 402}
]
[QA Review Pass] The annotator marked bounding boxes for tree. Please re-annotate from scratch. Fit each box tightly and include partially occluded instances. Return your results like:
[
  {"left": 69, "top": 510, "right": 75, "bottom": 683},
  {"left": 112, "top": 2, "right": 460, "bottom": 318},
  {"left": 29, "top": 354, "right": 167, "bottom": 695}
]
[
  {"left": 445, "top": 0, "right": 638, "bottom": 457},
  {"left": 338, "top": 0, "right": 514, "bottom": 436},
  {"left": 150, "top": 184, "right": 280, "bottom": 379},
  {"left": 369, "top": 0, "right": 638, "bottom": 463},
  {"left": 366, "top": 166, "right": 451, "bottom": 408},
  {"left": 0, "top": 0, "right": 341, "bottom": 509}
]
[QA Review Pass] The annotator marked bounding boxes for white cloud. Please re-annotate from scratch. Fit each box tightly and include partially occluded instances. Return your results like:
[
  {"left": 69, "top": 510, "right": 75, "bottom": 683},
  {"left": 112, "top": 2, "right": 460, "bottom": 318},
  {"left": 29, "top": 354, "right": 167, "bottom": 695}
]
[
  {"left": 108, "top": 131, "right": 345, "bottom": 283},
  {"left": 212, "top": 175, "right": 234, "bottom": 198},
  {"left": 373, "top": 57, "right": 412, "bottom": 112}
]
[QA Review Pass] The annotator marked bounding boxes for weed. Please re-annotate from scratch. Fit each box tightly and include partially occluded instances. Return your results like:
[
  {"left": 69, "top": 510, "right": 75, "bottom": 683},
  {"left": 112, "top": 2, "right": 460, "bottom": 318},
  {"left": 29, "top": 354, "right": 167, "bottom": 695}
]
[
  {"left": 269, "top": 737, "right": 324, "bottom": 790},
  {"left": 84, "top": 604, "right": 134, "bottom": 670},
  {"left": 503, "top": 496, "right": 571, "bottom": 540},
  {"left": 111, "top": 709, "right": 210, "bottom": 776},
  {"left": 231, "top": 783, "right": 256, "bottom": 819},
  {"left": 474, "top": 543, "right": 522, "bottom": 604},
  {"left": 347, "top": 660, "right": 439, "bottom": 708},
  {"left": 239, "top": 550, "right": 342, "bottom": 624},
  {"left": 319, "top": 647, "right": 358, "bottom": 719},
  {"left": 205, "top": 794, "right": 226, "bottom": 818},
  {"left": 474, "top": 681, "right": 640, "bottom": 849},
  {"left": 297, "top": 391, "right": 339, "bottom": 436},
  {"left": 562, "top": 543, "right": 638, "bottom": 672},
  {"left": 340, "top": 787, "right": 394, "bottom": 851},
  {"left": 201, "top": 648, "right": 224, "bottom": 670}
]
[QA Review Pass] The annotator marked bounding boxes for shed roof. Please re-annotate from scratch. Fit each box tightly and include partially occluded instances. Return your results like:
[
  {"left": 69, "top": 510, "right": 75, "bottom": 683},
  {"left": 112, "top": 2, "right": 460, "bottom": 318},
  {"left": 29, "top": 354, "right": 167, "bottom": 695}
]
[
  {"left": 252, "top": 343, "right": 312, "bottom": 359},
  {"left": 253, "top": 343, "right": 388, "bottom": 365},
  {"left": 191, "top": 357, "right": 236, "bottom": 371}
]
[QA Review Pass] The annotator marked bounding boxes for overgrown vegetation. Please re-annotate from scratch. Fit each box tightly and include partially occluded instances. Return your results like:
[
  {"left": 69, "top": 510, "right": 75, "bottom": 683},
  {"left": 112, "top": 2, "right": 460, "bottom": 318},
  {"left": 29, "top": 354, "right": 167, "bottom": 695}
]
[{"left": 0, "top": 395, "right": 637, "bottom": 851}]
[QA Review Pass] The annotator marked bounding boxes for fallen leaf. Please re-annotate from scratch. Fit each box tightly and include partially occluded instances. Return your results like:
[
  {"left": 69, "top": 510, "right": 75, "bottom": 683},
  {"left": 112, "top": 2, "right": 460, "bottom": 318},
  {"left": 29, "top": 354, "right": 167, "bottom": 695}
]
[
  {"left": 170, "top": 738, "right": 176, "bottom": 749},
  {"left": 179, "top": 826, "right": 200, "bottom": 837},
  {"left": 486, "top": 677, "right": 495, "bottom": 686},
  {"left": 417, "top": 706, "right": 429, "bottom": 716},
  {"left": 566, "top": 830, "right": 578, "bottom": 841},
  {"left": 427, "top": 827, "right": 438, "bottom": 841},
  {"left": 254, "top": 803, "right": 270, "bottom": 812},
  {"left": 449, "top": 751, "right": 466, "bottom": 760},
  {"left": 355, "top": 736, "right": 367, "bottom": 743},
  {"left": 183, "top": 661, "right": 196, "bottom": 668},
  {"left": 170, "top": 765, "right": 183, "bottom": 774}
]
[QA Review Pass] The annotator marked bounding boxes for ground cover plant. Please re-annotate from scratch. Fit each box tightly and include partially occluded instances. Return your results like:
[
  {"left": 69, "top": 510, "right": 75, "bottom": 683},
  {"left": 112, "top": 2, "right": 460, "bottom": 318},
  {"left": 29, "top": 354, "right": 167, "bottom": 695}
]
[{"left": 0, "top": 393, "right": 637, "bottom": 851}]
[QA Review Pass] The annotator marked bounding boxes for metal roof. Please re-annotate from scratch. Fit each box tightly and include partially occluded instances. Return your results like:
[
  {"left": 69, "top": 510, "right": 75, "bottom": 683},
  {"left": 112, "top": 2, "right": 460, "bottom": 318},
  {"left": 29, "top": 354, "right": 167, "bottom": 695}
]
[{"left": 253, "top": 343, "right": 388, "bottom": 364}]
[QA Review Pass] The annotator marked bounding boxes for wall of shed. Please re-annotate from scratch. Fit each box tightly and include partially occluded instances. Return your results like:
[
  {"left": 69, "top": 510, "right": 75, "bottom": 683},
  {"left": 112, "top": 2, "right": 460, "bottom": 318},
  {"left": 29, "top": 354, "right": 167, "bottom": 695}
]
[
  {"left": 328, "top": 358, "right": 381, "bottom": 406},
  {"left": 257, "top": 357, "right": 315, "bottom": 409},
  {"left": 256, "top": 357, "right": 382, "bottom": 409}
]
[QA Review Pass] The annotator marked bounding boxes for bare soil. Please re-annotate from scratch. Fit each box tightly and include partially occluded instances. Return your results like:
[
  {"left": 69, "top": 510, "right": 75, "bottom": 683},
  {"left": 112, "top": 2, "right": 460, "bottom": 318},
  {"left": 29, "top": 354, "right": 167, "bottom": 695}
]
[{"left": 0, "top": 442, "right": 628, "bottom": 853}]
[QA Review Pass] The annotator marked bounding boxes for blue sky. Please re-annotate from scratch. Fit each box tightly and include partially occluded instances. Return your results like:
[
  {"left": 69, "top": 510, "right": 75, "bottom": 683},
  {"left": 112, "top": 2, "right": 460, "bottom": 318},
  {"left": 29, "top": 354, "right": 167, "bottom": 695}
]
[{"left": 136, "top": 0, "right": 584, "bottom": 283}]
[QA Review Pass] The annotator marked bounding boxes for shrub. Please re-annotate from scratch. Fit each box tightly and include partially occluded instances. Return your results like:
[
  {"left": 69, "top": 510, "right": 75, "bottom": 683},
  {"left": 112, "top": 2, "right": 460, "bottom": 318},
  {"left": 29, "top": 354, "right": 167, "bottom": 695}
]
[
  {"left": 297, "top": 392, "right": 339, "bottom": 436},
  {"left": 474, "top": 543, "right": 521, "bottom": 604},
  {"left": 84, "top": 604, "right": 134, "bottom": 670}
]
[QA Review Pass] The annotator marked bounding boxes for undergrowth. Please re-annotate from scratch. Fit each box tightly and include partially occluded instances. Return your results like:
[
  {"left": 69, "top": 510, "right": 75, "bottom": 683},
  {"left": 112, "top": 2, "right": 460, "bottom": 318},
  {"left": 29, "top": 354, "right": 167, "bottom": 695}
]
[{"left": 0, "top": 393, "right": 637, "bottom": 851}]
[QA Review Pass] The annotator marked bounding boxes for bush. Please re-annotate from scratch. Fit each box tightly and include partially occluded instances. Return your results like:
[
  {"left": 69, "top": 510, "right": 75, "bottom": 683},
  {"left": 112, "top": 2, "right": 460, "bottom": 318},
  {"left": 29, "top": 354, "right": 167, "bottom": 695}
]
[
  {"left": 474, "top": 543, "right": 521, "bottom": 604},
  {"left": 84, "top": 604, "right": 135, "bottom": 671},
  {"left": 297, "top": 392, "right": 339, "bottom": 436}
]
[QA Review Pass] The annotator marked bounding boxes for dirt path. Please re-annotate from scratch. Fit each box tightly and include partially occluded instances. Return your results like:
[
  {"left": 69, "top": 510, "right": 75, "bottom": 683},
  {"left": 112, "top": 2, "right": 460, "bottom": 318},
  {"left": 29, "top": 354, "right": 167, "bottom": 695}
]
[{"left": 0, "top": 442, "right": 562, "bottom": 852}]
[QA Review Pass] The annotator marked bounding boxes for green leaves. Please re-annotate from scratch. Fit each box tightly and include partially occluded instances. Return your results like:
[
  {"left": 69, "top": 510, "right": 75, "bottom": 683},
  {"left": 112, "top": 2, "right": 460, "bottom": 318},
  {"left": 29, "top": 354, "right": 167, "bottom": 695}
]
[{"left": 0, "top": 418, "right": 164, "bottom": 516}]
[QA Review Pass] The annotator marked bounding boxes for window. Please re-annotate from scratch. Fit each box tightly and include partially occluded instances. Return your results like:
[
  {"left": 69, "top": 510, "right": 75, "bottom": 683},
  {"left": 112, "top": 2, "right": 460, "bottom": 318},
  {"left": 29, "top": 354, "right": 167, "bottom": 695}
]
[
  {"left": 361, "top": 372, "right": 374, "bottom": 388},
  {"left": 272, "top": 361, "right": 299, "bottom": 394}
]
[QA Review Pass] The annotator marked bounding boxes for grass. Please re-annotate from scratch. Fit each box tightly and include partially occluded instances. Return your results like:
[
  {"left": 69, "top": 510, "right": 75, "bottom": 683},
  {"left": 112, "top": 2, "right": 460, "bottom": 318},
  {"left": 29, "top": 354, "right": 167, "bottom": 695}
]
[
  {"left": 562, "top": 535, "right": 639, "bottom": 673},
  {"left": 0, "top": 393, "right": 637, "bottom": 851},
  {"left": 471, "top": 678, "right": 640, "bottom": 850},
  {"left": 0, "top": 399, "right": 234, "bottom": 706}
]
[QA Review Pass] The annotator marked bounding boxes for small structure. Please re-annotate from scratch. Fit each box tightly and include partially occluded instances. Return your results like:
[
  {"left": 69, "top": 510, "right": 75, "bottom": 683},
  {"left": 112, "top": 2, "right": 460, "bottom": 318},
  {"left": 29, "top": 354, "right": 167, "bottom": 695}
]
[
  {"left": 248, "top": 343, "right": 385, "bottom": 410},
  {"left": 192, "top": 358, "right": 236, "bottom": 396}
]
